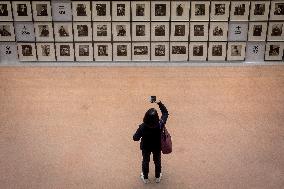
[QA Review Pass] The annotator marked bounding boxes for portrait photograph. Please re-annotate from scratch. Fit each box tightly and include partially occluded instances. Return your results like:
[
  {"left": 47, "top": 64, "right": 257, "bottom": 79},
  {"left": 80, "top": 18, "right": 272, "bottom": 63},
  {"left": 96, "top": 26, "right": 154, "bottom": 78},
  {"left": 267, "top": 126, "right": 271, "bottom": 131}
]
[
  {"left": 209, "top": 22, "right": 228, "bottom": 41},
  {"left": 151, "top": 22, "right": 170, "bottom": 41},
  {"left": 14, "top": 22, "right": 35, "bottom": 42},
  {"left": 51, "top": 1, "right": 72, "bottom": 21},
  {"left": 12, "top": 1, "right": 32, "bottom": 21},
  {"left": 93, "top": 22, "right": 111, "bottom": 42},
  {"left": 75, "top": 43, "right": 93, "bottom": 61},
  {"left": 132, "top": 22, "right": 150, "bottom": 41},
  {"left": 270, "top": 1, "right": 284, "bottom": 20},
  {"left": 171, "top": 1, "right": 190, "bottom": 21},
  {"left": 94, "top": 43, "right": 112, "bottom": 61},
  {"left": 189, "top": 42, "right": 208, "bottom": 61},
  {"left": 170, "top": 22, "right": 189, "bottom": 41},
  {"left": 72, "top": 1, "right": 91, "bottom": 21},
  {"left": 151, "top": 1, "right": 170, "bottom": 21},
  {"left": 208, "top": 42, "right": 227, "bottom": 61},
  {"left": 54, "top": 23, "right": 73, "bottom": 42},
  {"left": 250, "top": 1, "right": 270, "bottom": 21},
  {"left": 191, "top": 1, "right": 210, "bottom": 21},
  {"left": 92, "top": 1, "right": 111, "bottom": 21},
  {"left": 151, "top": 42, "right": 169, "bottom": 61},
  {"left": 227, "top": 42, "right": 246, "bottom": 61},
  {"left": 132, "top": 1, "right": 150, "bottom": 21},
  {"left": 18, "top": 43, "right": 37, "bottom": 61},
  {"left": 73, "top": 22, "right": 92, "bottom": 42},
  {"left": 113, "top": 43, "right": 131, "bottom": 61},
  {"left": 36, "top": 43, "right": 56, "bottom": 61},
  {"left": 0, "top": 1, "right": 13, "bottom": 21},
  {"left": 34, "top": 22, "right": 54, "bottom": 42},
  {"left": 265, "top": 42, "right": 283, "bottom": 60},
  {"left": 170, "top": 42, "right": 188, "bottom": 61},
  {"left": 230, "top": 1, "right": 250, "bottom": 21},
  {"left": 248, "top": 22, "right": 267, "bottom": 41},
  {"left": 0, "top": 23, "right": 15, "bottom": 42},
  {"left": 32, "top": 1, "right": 52, "bottom": 21},
  {"left": 210, "top": 1, "right": 230, "bottom": 21},
  {"left": 55, "top": 43, "right": 74, "bottom": 61},
  {"left": 190, "top": 22, "right": 209, "bottom": 41},
  {"left": 112, "top": 22, "right": 131, "bottom": 41},
  {"left": 112, "top": 1, "right": 130, "bottom": 21},
  {"left": 132, "top": 42, "right": 150, "bottom": 61},
  {"left": 267, "top": 22, "right": 284, "bottom": 41}
]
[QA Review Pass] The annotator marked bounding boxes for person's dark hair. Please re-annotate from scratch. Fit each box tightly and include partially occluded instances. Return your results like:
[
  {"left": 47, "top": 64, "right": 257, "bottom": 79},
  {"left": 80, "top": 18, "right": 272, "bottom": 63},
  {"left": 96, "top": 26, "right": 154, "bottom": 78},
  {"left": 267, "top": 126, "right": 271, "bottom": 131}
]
[{"left": 143, "top": 108, "right": 159, "bottom": 126}]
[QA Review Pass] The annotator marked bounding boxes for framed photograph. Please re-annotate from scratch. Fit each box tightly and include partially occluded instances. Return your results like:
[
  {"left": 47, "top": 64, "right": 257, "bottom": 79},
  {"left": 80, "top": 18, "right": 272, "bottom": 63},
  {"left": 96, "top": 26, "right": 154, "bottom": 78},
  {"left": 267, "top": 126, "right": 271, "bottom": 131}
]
[
  {"left": 245, "top": 42, "right": 266, "bottom": 62},
  {"left": 227, "top": 42, "right": 246, "bottom": 61},
  {"left": 209, "top": 22, "right": 228, "bottom": 41},
  {"left": 93, "top": 22, "right": 111, "bottom": 42},
  {"left": 170, "top": 22, "right": 189, "bottom": 41},
  {"left": 36, "top": 43, "right": 56, "bottom": 61},
  {"left": 228, "top": 22, "right": 248, "bottom": 41},
  {"left": 73, "top": 22, "right": 92, "bottom": 42},
  {"left": 132, "top": 1, "right": 150, "bottom": 21},
  {"left": 230, "top": 1, "right": 250, "bottom": 21},
  {"left": 34, "top": 22, "right": 54, "bottom": 42},
  {"left": 189, "top": 42, "right": 208, "bottom": 61},
  {"left": 92, "top": 1, "right": 111, "bottom": 21},
  {"left": 151, "top": 42, "right": 169, "bottom": 61},
  {"left": 0, "top": 42, "right": 18, "bottom": 63},
  {"left": 210, "top": 1, "right": 230, "bottom": 21},
  {"left": 72, "top": 1, "right": 91, "bottom": 21},
  {"left": 112, "top": 22, "right": 131, "bottom": 41},
  {"left": 132, "top": 42, "right": 150, "bottom": 61},
  {"left": 267, "top": 22, "right": 284, "bottom": 41},
  {"left": 248, "top": 22, "right": 267, "bottom": 41},
  {"left": 113, "top": 43, "right": 131, "bottom": 61},
  {"left": 0, "top": 22, "right": 15, "bottom": 42},
  {"left": 190, "top": 22, "right": 209, "bottom": 41},
  {"left": 32, "top": 1, "right": 52, "bottom": 21},
  {"left": 18, "top": 43, "right": 37, "bottom": 61},
  {"left": 94, "top": 43, "right": 112, "bottom": 61},
  {"left": 112, "top": 1, "right": 130, "bottom": 21},
  {"left": 14, "top": 22, "right": 35, "bottom": 42},
  {"left": 191, "top": 1, "right": 210, "bottom": 21},
  {"left": 170, "top": 42, "right": 188, "bottom": 61},
  {"left": 151, "top": 22, "right": 170, "bottom": 41},
  {"left": 132, "top": 22, "right": 150, "bottom": 41},
  {"left": 0, "top": 1, "right": 13, "bottom": 21},
  {"left": 171, "top": 1, "right": 190, "bottom": 21},
  {"left": 270, "top": 1, "right": 284, "bottom": 20},
  {"left": 12, "top": 1, "right": 32, "bottom": 21},
  {"left": 54, "top": 23, "right": 73, "bottom": 42},
  {"left": 208, "top": 42, "right": 227, "bottom": 61},
  {"left": 52, "top": 1, "right": 72, "bottom": 21},
  {"left": 75, "top": 43, "right": 93, "bottom": 61},
  {"left": 151, "top": 1, "right": 170, "bottom": 21},
  {"left": 250, "top": 1, "right": 270, "bottom": 21},
  {"left": 265, "top": 42, "right": 284, "bottom": 61},
  {"left": 55, "top": 43, "right": 74, "bottom": 61}
]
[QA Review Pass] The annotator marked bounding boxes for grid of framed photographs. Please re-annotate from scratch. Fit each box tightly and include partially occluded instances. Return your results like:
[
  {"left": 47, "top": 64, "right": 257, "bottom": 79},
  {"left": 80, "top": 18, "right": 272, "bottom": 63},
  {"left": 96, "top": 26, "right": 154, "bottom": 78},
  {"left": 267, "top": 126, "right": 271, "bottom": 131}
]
[{"left": 0, "top": 0, "right": 283, "bottom": 63}]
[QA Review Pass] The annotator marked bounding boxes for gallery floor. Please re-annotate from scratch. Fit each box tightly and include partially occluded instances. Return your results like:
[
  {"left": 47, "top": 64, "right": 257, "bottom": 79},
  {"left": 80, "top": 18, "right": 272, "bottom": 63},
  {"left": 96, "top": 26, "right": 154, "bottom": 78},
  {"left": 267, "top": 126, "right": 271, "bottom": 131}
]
[{"left": 0, "top": 66, "right": 283, "bottom": 189}]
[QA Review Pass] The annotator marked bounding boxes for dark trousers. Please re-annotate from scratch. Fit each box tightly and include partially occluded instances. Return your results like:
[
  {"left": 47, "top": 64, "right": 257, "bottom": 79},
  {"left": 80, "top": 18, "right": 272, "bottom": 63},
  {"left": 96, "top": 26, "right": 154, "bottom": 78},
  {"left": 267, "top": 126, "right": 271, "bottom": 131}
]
[{"left": 142, "top": 150, "right": 161, "bottom": 179}]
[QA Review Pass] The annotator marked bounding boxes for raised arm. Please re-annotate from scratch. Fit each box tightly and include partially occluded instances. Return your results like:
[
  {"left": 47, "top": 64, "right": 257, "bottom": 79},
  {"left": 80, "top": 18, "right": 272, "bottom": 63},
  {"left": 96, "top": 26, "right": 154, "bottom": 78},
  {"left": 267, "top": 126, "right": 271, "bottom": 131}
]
[{"left": 157, "top": 101, "right": 169, "bottom": 125}]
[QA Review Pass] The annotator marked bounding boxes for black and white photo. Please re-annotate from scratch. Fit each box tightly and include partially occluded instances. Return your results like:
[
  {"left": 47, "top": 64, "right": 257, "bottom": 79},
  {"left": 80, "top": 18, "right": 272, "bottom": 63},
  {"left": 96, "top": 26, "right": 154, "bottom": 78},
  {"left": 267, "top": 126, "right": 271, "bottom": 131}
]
[
  {"left": 75, "top": 43, "right": 93, "bottom": 61},
  {"left": 194, "top": 25, "right": 204, "bottom": 36},
  {"left": 227, "top": 42, "right": 246, "bottom": 60},
  {"left": 36, "top": 4, "right": 48, "bottom": 16},
  {"left": 210, "top": 1, "right": 230, "bottom": 21},
  {"left": 132, "top": 1, "right": 150, "bottom": 21},
  {"left": 250, "top": 1, "right": 270, "bottom": 21},
  {"left": 113, "top": 43, "right": 131, "bottom": 61},
  {"left": 134, "top": 46, "right": 148, "bottom": 55},
  {"left": 209, "top": 22, "right": 228, "bottom": 41},
  {"left": 155, "top": 4, "right": 166, "bottom": 16},
  {"left": 92, "top": 1, "right": 111, "bottom": 21},
  {"left": 171, "top": 22, "right": 189, "bottom": 41},
  {"left": 18, "top": 43, "right": 36, "bottom": 61},
  {"left": 151, "top": 22, "right": 169, "bottom": 41},
  {"left": 17, "top": 4, "right": 27, "bottom": 16},
  {"left": 54, "top": 23, "right": 73, "bottom": 42},
  {"left": 73, "top": 22, "right": 92, "bottom": 41},
  {"left": 94, "top": 43, "right": 112, "bottom": 61},
  {"left": 13, "top": 1, "right": 32, "bottom": 21},
  {"left": 265, "top": 42, "right": 283, "bottom": 60},
  {"left": 96, "top": 4, "right": 106, "bottom": 16},
  {"left": 35, "top": 22, "right": 54, "bottom": 42},
  {"left": 274, "top": 3, "right": 284, "bottom": 15},
  {"left": 112, "top": 22, "right": 131, "bottom": 41},
  {"left": 112, "top": 2, "right": 130, "bottom": 21},
  {"left": 195, "top": 4, "right": 205, "bottom": 16},
  {"left": 271, "top": 24, "right": 283, "bottom": 36},
  {"left": 132, "top": 22, "right": 150, "bottom": 41},
  {"left": 32, "top": 1, "right": 52, "bottom": 21},
  {"left": 208, "top": 42, "right": 227, "bottom": 60},
  {"left": 190, "top": 22, "right": 209, "bottom": 41},
  {"left": 189, "top": 42, "right": 208, "bottom": 60},
  {"left": 0, "top": 2, "right": 12, "bottom": 21},
  {"left": 98, "top": 45, "right": 108, "bottom": 56},
  {"left": 151, "top": 1, "right": 170, "bottom": 21},
  {"left": 36, "top": 43, "right": 56, "bottom": 61},
  {"left": 267, "top": 22, "right": 284, "bottom": 41},
  {"left": 0, "top": 23, "right": 15, "bottom": 41},
  {"left": 93, "top": 22, "right": 111, "bottom": 41},
  {"left": 56, "top": 43, "right": 74, "bottom": 61},
  {"left": 0, "top": 3, "right": 8, "bottom": 16},
  {"left": 248, "top": 22, "right": 268, "bottom": 41},
  {"left": 171, "top": 1, "right": 189, "bottom": 21},
  {"left": 230, "top": 2, "right": 250, "bottom": 21},
  {"left": 72, "top": 1, "right": 91, "bottom": 21},
  {"left": 132, "top": 42, "right": 150, "bottom": 61},
  {"left": 170, "top": 42, "right": 188, "bottom": 61},
  {"left": 191, "top": 1, "right": 209, "bottom": 21},
  {"left": 151, "top": 42, "right": 169, "bottom": 61}
]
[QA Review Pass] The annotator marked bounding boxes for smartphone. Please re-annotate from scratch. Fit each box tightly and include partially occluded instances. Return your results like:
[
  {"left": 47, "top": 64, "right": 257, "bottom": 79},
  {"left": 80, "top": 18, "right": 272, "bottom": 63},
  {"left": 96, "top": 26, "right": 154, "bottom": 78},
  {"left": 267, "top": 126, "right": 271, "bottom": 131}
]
[{"left": 150, "top": 96, "right": 156, "bottom": 103}]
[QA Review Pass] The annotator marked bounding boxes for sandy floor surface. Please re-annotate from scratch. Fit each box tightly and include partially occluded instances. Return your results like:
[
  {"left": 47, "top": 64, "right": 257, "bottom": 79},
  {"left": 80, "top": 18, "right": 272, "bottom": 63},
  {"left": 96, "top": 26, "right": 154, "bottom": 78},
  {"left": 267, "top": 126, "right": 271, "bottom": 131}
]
[{"left": 0, "top": 66, "right": 284, "bottom": 189}]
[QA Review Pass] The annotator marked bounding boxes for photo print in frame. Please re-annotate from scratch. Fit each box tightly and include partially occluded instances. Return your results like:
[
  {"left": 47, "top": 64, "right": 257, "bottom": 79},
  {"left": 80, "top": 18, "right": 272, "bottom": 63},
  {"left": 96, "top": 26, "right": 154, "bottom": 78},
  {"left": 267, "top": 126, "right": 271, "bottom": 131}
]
[
  {"left": 0, "top": 22, "right": 15, "bottom": 42},
  {"left": 54, "top": 22, "right": 73, "bottom": 42},
  {"left": 248, "top": 22, "right": 267, "bottom": 41},
  {"left": 270, "top": 1, "right": 284, "bottom": 20},
  {"left": 132, "top": 22, "right": 150, "bottom": 42},
  {"left": 112, "top": 1, "right": 130, "bottom": 21},
  {"left": 209, "top": 22, "right": 228, "bottom": 41},
  {"left": 171, "top": 1, "right": 190, "bottom": 21},
  {"left": 227, "top": 42, "right": 246, "bottom": 61},
  {"left": 34, "top": 22, "right": 54, "bottom": 42},
  {"left": 132, "top": 42, "right": 150, "bottom": 61},
  {"left": 94, "top": 43, "right": 112, "bottom": 61},
  {"left": 132, "top": 1, "right": 150, "bottom": 21},
  {"left": 208, "top": 42, "right": 227, "bottom": 61},
  {"left": 52, "top": 0, "right": 72, "bottom": 21},
  {"left": 92, "top": 1, "right": 111, "bottom": 21},
  {"left": 75, "top": 43, "right": 94, "bottom": 61},
  {"left": 0, "top": 1, "right": 13, "bottom": 21},
  {"left": 250, "top": 1, "right": 270, "bottom": 21},
  {"left": 93, "top": 22, "right": 112, "bottom": 42},
  {"left": 112, "top": 22, "right": 131, "bottom": 42},
  {"left": 151, "top": 42, "right": 169, "bottom": 61},
  {"left": 73, "top": 22, "right": 92, "bottom": 42},
  {"left": 267, "top": 22, "right": 284, "bottom": 41},
  {"left": 151, "top": 1, "right": 170, "bottom": 21},
  {"left": 18, "top": 43, "right": 37, "bottom": 61},
  {"left": 170, "top": 42, "right": 188, "bottom": 61},
  {"left": 230, "top": 1, "right": 250, "bottom": 21},
  {"left": 189, "top": 42, "right": 208, "bottom": 61},
  {"left": 265, "top": 42, "right": 284, "bottom": 61},
  {"left": 190, "top": 22, "right": 209, "bottom": 41},
  {"left": 113, "top": 43, "right": 131, "bottom": 61},
  {"left": 170, "top": 22, "right": 189, "bottom": 41},
  {"left": 55, "top": 43, "right": 74, "bottom": 61},
  {"left": 210, "top": 1, "right": 230, "bottom": 21},
  {"left": 12, "top": 1, "right": 32, "bottom": 21},
  {"left": 72, "top": 1, "right": 91, "bottom": 21},
  {"left": 151, "top": 22, "right": 170, "bottom": 42},
  {"left": 191, "top": 1, "right": 210, "bottom": 21},
  {"left": 32, "top": 1, "right": 52, "bottom": 21},
  {"left": 36, "top": 43, "right": 56, "bottom": 61}
]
